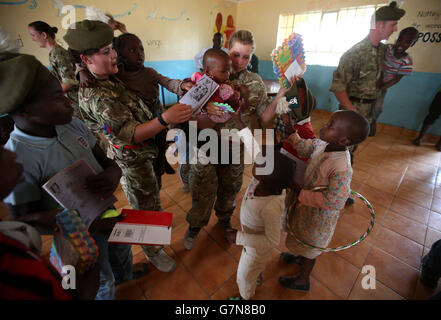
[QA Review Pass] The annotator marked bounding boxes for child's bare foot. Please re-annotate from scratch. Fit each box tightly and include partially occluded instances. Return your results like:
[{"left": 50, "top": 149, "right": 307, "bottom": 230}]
[
  {"left": 278, "top": 275, "right": 310, "bottom": 292},
  {"left": 413, "top": 138, "right": 422, "bottom": 146}
]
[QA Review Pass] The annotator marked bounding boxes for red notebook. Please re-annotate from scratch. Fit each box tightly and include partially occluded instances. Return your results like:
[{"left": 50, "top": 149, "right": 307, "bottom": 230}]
[{"left": 108, "top": 209, "right": 173, "bottom": 245}]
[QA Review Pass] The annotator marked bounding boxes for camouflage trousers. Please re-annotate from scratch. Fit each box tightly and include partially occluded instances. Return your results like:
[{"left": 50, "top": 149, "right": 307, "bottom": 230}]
[
  {"left": 186, "top": 161, "right": 244, "bottom": 228},
  {"left": 117, "top": 158, "right": 163, "bottom": 257}
]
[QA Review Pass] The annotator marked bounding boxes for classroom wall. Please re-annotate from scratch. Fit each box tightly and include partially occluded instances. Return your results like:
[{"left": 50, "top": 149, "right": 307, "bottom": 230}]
[
  {"left": 237, "top": 0, "right": 441, "bottom": 135},
  {"left": 0, "top": 0, "right": 237, "bottom": 64}
]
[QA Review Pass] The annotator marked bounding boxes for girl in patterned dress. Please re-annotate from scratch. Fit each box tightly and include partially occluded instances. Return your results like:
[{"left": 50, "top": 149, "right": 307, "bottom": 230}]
[{"left": 278, "top": 110, "right": 370, "bottom": 292}]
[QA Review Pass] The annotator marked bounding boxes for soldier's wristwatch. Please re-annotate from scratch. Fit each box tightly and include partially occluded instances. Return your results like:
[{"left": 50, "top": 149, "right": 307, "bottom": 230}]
[{"left": 157, "top": 113, "right": 169, "bottom": 126}]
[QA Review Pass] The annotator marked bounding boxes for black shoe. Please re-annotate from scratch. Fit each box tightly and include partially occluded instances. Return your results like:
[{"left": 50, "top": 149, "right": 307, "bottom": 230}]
[
  {"left": 413, "top": 138, "right": 422, "bottom": 146},
  {"left": 217, "top": 218, "right": 232, "bottom": 231},
  {"left": 280, "top": 252, "right": 302, "bottom": 265},
  {"left": 279, "top": 276, "right": 310, "bottom": 292},
  {"left": 345, "top": 197, "right": 355, "bottom": 206},
  {"left": 164, "top": 161, "right": 176, "bottom": 174},
  {"left": 421, "top": 255, "right": 439, "bottom": 289}
]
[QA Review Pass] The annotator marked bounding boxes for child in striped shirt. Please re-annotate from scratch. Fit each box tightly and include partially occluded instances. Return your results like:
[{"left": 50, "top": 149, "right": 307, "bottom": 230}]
[{"left": 371, "top": 27, "right": 418, "bottom": 135}]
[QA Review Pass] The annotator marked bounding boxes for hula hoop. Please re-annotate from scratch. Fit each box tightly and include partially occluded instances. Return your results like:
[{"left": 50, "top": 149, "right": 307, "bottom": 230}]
[{"left": 285, "top": 188, "right": 375, "bottom": 252}]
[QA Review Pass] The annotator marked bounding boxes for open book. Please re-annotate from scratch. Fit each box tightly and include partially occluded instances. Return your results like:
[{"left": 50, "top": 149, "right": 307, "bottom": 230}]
[
  {"left": 42, "top": 160, "right": 117, "bottom": 229},
  {"left": 179, "top": 74, "right": 219, "bottom": 114}
]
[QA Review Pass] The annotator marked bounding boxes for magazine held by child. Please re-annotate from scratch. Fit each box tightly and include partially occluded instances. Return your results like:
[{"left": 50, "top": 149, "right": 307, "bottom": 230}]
[
  {"left": 271, "top": 33, "right": 307, "bottom": 89},
  {"left": 179, "top": 74, "right": 219, "bottom": 115},
  {"left": 43, "top": 160, "right": 118, "bottom": 229}
]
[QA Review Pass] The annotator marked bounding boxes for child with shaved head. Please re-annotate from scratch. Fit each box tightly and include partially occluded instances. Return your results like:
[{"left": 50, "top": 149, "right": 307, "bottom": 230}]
[
  {"left": 279, "top": 110, "right": 370, "bottom": 292},
  {"left": 191, "top": 48, "right": 248, "bottom": 125}
]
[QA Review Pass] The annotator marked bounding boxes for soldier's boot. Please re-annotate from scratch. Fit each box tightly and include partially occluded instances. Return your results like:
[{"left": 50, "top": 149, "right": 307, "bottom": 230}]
[
  {"left": 147, "top": 248, "right": 177, "bottom": 273},
  {"left": 217, "top": 218, "right": 232, "bottom": 231},
  {"left": 184, "top": 227, "right": 201, "bottom": 250}
]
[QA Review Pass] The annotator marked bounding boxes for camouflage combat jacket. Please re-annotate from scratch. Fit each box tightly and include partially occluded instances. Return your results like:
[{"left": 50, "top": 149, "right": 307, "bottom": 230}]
[
  {"left": 79, "top": 74, "right": 158, "bottom": 164},
  {"left": 329, "top": 36, "right": 386, "bottom": 100}
]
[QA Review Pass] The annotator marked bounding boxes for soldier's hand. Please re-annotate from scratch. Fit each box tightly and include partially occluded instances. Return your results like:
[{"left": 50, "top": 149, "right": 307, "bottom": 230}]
[
  {"left": 162, "top": 104, "right": 193, "bottom": 124},
  {"left": 235, "top": 84, "right": 249, "bottom": 100},
  {"left": 89, "top": 215, "right": 123, "bottom": 235}
]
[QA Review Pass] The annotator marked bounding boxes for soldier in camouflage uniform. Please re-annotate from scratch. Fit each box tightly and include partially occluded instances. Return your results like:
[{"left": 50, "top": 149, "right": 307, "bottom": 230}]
[
  {"left": 28, "top": 22, "right": 80, "bottom": 117},
  {"left": 63, "top": 20, "right": 193, "bottom": 273},
  {"left": 184, "top": 30, "right": 291, "bottom": 250},
  {"left": 329, "top": 2, "right": 405, "bottom": 203}
]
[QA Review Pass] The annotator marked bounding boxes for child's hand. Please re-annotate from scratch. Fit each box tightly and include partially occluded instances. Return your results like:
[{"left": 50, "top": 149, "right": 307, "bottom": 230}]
[
  {"left": 37, "top": 210, "right": 62, "bottom": 230},
  {"left": 73, "top": 263, "right": 101, "bottom": 300},
  {"left": 85, "top": 166, "right": 121, "bottom": 199},
  {"left": 225, "top": 228, "right": 237, "bottom": 244},
  {"left": 163, "top": 104, "right": 193, "bottom": 124},
  {"left": 286, "top": 132, "right": 302, "bottom": 148},
  {"left": 205, "top": 101, "right": 223, "bottom": 116},
  {"left": 235, "top": 84, "right": 249, "bottom": 100},
  {"left": 89, "top": 215, "right": 123, "bottom": 235},
  {"left": 79, "top": 70, "right": 96, "bottom": 88},
  {"left": 180, "top": 81, "right": 194, "bottom": 92}
]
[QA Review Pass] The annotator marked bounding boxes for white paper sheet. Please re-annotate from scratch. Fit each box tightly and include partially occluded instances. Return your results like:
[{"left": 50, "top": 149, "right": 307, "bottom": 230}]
[
  {"left": 284, "top": 60, "right": 304, "bottom": 84},
  {"left": 179, "top": 74, "right": 219, "bottom": 114},
  {"left": 43, "top": 160, "right": 117, "bottom": 228},
  {"left": 108, "top": 223, "right": 171, "bottom": 245}
]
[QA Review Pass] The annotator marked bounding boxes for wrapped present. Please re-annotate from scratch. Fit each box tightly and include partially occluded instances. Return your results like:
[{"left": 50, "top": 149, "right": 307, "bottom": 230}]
[
  {"left": 271, "top": 33, "right": 307, "bottom": 89},
  {"left": 49, "top": 209, "right": 99, "bottom": 276}
]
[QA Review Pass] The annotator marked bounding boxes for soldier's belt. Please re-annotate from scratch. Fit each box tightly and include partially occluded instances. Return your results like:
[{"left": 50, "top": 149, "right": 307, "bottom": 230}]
[
  {"left": 112, "top": 140, "right": 150, "bottom": 150},
  {"left": 349, "top": 96, "right": 376, "bottom": 104}
]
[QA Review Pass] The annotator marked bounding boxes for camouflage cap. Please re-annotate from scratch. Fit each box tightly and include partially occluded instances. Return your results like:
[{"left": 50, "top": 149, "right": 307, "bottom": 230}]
[
  {"left": 0, "top": 52, "right": 51, "bottom": 115},
  {"left": 375, "top": 1, "right": 406, "bottom": 21},
  {"left": 63, "top": 20, "right": 113, "bottom": 51}
]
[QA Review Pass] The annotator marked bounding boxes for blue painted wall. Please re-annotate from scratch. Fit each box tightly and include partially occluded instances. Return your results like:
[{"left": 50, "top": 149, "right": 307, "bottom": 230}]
[{"left": 144, "top": 60, "right": 196, "bottom": 106}]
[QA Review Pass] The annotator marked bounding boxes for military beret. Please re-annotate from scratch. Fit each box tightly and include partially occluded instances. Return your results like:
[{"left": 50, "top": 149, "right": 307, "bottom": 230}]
[
  {"left": 375, "top": 1, "right": 406, "bottom": 21},
  {"left": 63, "top": 20, "right": 113, "bottom": 51},
  {"left": 0, "top": 52, "right": 51, "bottom": 115}
]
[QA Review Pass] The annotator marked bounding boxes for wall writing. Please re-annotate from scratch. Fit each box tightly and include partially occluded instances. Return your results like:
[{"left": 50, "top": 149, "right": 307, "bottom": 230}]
[
  {"left": 412, "top": 10, "right": 441, "bottom": 44},
  {"left": 0, "top": 0, "right": 37, "bottom": 9}
]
